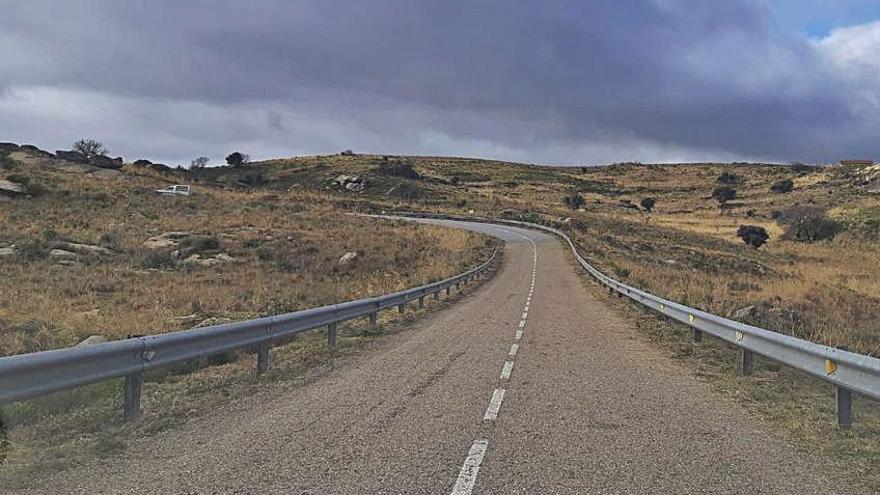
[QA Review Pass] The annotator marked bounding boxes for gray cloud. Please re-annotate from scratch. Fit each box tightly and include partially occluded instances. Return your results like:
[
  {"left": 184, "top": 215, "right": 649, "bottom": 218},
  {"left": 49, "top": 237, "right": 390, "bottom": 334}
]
[{"left": 0, "top": 0, "right": 877, "bottom": 165}]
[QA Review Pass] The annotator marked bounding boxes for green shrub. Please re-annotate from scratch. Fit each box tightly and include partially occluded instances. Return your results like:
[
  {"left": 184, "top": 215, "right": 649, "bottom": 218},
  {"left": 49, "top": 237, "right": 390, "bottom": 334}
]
[
  {"left": 136, "top": 251, "right": 176, "bottom": 269},
  {"left": 716, "top": 171, "right": 739, "bottom": 184},
  {"left": 770, "top": 178, "right": 794, "bottom": 193},
  {"left": 737, "top": 225, "right": 769, "bottom": 249},
  {"left": 712, "top": 186, "right": 736, "bottom": 205},
  {"left": 563, "top": 193, "right": 585, "bottom": 210}
]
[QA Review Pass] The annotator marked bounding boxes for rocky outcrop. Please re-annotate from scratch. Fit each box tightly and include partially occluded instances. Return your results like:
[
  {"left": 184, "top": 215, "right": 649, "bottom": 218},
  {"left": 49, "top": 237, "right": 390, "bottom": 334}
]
[
  {"left": 0, "top": 142, "right": 20, "bottom": 153},
  {"left": 89, "top": 154, "right": 124, "bottom": 170},
  {"left": 182, "top": 252, "right": 237, "bottom": 267},
  {"left": 0, "top": 179, "right": 28, "bottom": 197},
  {"left": 332, "top": 175, "right": 367, "bottom": 192},
  {"left": 144, "top": 231, "right": 192, "bottom": 250},
  {"left": 0, "top": 246, "right": 16, "bottom": 257},
  {"left": 338, "top": 251, "right": 358, "bottom": 267},
  {"left": 55, "top": 150, "right": 89, "bottom": 164},
  {"left": 60, "top": 242, "right": 115, "bottom": 256},
  {"left": 133, "top": 159, "right": 153, "bottom": 166},
  {"left": 49, "top": 249, "right": 78, "bottom": 260}
]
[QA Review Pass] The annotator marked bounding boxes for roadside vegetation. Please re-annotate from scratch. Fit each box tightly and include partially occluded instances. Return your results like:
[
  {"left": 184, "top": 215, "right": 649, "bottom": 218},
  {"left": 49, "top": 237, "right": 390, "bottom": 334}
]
[{"left": 2, "top": 145, "right": 878, "bottom": 487}]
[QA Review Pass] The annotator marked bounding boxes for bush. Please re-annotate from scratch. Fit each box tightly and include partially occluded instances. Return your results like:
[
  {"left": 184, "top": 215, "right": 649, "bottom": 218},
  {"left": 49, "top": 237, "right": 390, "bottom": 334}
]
[
  {"left": 640, "top": 197, "right": 656, "bottom": 212},
  {"left": 225, "top": 152, "right": 249, "bottom": 167},
  {"left": 176, "top": 236, "right": 222, "bottom": 259},
  {"left": 782, "top": 210, "right": 842, "bottom": 242},
  {"left": 770, "top": 178, "right": 794, "bottom": 193},
  {"left": 712, "top": 186, "right": 736, "bottom": 205},
  {"left": 563, "top": 193, "right": 585, "bottom": 210},
  {"left": 136, "top": 251, "right": 176, "bottom": 269},
  {"left": 716, "top": 171, "right": 739, "bottom": 184},
  {"left": 16, "top": 240, "right": 49, "bottom": 261},
  {"left": 737, "top": 225, "right": 769, "bottom": 249},
  {"left": 238, "top": 173, "right": 265, "bottom": 186},
  {"left": 377, "top": 162, "right": 420, "bottom": 179},
  {"left": 72, "top": 139, "right": 108, "bottom": 159}
]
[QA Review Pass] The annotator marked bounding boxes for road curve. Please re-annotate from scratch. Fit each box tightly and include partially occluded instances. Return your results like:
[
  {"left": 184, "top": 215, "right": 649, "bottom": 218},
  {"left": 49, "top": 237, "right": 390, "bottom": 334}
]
[{"left": 16, "top": 220, "right": 865, "bottom": 494}]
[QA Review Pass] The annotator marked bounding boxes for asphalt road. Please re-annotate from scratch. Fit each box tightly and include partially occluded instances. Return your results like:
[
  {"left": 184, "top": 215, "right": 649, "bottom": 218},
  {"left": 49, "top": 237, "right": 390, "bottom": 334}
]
[{"left": 17, "top": 220, "right": 865, "bottom": 494}]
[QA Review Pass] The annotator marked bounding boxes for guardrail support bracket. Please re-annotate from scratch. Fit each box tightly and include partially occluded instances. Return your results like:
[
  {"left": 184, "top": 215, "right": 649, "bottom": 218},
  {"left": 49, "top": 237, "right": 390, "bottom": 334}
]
[
  {"left": 739, "top": 348, "right": 753, "bottom": 376},
  {"left": 327, "top": 323, "right": 337, "bottom": 351},
  {"left": 123, "top": 372, "right": 143, "bottom": 421},
  {"left": 257, "top": 343, "right": 270, "bottom": 374},
  {"left": 837, "top": 386, "right": 853, "bottom": 430}
]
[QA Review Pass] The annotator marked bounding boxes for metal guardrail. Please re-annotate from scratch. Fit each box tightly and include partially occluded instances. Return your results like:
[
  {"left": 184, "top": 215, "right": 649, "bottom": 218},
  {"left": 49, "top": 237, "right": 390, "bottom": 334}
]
[
  {"left": 392, "top": 212, "right": 880, "bottom": 428},
  {"left": 0, "top": 247, "right": 498, "bottom": 419}
]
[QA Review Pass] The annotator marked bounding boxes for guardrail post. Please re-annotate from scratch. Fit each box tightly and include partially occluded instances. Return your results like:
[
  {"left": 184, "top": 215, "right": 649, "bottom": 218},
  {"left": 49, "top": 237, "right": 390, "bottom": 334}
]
[
  {"left": 837, "top": 386, "right": 853, "bottom": 430},
  {"left": 418, "top": 296, "right": 425, "bottom": 309},
  {"left": 434, "top": 291, "right": 440, "bottom": 301},
  {"left": 369, "top": 312, "right": 378, "bottom": 331},
  {"left": 327, "top": 323, "right": 337, "bottom": 351},
  {"left": 446, "top": 287, "right": 451, "bottom": 297},
  {"left": 692, "top": 328, "right": 703, "bottom": 343},
  {"left": 739, "top": 348, "right": 753, "bottom": 376},
  {"left": 123, "top": 372, "right": 143, "bottom": 421},
  {"left": 398, "top": 303, "right": 406, "bottom": 314},
  {"left": 257, "top": 342, "right": 270, "bottom": 374}
]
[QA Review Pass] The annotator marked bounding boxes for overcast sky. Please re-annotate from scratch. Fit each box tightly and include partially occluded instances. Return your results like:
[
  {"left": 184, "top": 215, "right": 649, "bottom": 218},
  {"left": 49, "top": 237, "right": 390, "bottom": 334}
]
[{"left": 1, "top": 1, "right": 878, "bottom": 166}]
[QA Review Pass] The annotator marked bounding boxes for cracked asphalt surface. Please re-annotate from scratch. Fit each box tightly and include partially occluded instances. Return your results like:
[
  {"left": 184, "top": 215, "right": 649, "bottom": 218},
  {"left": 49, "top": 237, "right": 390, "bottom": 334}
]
[{"left": 16, "top": 220, "right": 865, "bottom": 494}]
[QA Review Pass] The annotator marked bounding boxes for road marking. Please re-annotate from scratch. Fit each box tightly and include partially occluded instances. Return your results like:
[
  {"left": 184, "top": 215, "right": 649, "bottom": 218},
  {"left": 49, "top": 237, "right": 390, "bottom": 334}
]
[
  {"left": 509, "top": 343, "right": 519, "bottom": 357},
  {"left": 450, "top": 439, "right": 489, "bottom": 495},
  {"left": 518, "top": 319, "right": 526, "bottom": 328},
  {"left": 514, "top": 329, "right": 523, "bottom": 340},
  {"left": 500, "top": 360, "right": 514, "bottom": 380},
  {"left": 521, "top": 311, "right": 528, "bottom": 319},
  {"left": 484, "top": 388, "right": 506, "bottom": 420}
]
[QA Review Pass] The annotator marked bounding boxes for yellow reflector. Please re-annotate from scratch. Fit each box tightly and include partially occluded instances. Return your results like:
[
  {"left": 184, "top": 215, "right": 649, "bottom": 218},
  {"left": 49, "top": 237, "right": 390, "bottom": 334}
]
[
  {"left": 688, "top": 314, "right": 695, "bottom": 323},
  {"left": 825, "top": 359, "right": 838, "bottom": 375},
  {"left": 735, "top": 331, "right": 744, "bottom": 341}
]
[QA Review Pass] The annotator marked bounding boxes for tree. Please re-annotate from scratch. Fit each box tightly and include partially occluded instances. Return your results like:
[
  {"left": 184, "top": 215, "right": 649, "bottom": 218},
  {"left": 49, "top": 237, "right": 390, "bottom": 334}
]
[
  {"left": 737, "top": 225, "right": 769, "bottom": 249},
  {"left": 225, "top": 152, "right": 249, "bottom": 167},
  {"left": 190, "top": 156, "right": 209, "bottom": 170},
  {"left": 563, "top": 193, "right": 585, "bottom": 210},
  {"left": 640, "top": 197, "right": 656, "bottom": 212},
  {"left": 72, "top": 138, "right": 108, "bottom": 158},
  {"left": 770, "top": 178, "right": 794, "bottom": 193},
  {"left": 712, "top": 186, "right": 736, "bottom": 206},
  {"left": 716, "top": 171, "right": 739, "bottom": 184}
]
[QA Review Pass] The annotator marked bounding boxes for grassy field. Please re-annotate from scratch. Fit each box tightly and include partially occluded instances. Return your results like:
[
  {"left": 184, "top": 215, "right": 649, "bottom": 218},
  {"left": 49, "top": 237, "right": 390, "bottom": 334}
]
[
  {"left": 0, "top": 148, "right": 495, "bottom": 484},
  {"left": 2, "top": 147, "right": 878, "bottom": 486}
]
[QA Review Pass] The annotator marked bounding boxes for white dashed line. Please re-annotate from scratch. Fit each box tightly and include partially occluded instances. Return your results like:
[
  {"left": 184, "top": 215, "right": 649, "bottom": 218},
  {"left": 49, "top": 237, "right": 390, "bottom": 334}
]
[
  {"left": 484, "top": 388, "right": 506, "bottom": 420},
  {"left": 514, "top": 329, "right": 523, "bottom": 340},
  {"left": 509, "top": 343, "right": 519, "bottom": 357},
  {"left": 521, "top": 311, "right": 528, "bottom": 319},
  {"left": 450, "top": 439, "right": 489, "bottom": 495},
  {"left": 518, "top": 320, "right": 526, "bottom": 328},
  {"left": 500, "top": 360, "right": 514, "bottom": 380}
]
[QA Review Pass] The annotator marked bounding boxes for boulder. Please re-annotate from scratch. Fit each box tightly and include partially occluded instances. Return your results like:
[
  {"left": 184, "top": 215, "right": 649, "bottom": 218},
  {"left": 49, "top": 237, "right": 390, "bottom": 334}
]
[
  {"left": 338, "top": 251, "right": 358, "bottom": 266},
  {"left": 20, "top": 145, "right": 53, "bottom": 157},
  {"left": 89, "top": 154, "right": 124, "bottom": 170},
  {"left": 144, "top": 231, "right": 191, "bottom": 250},
  {"left": 55, "top": 150, "right": 89, "bottom": 164},
  {"left": 49, "top": 249, "right": 78, "bottom": 260},
  {"left": 0, "top": 179, "right": 28, "bottom": 197},
  {"left": 61, "top": 242, "right": 115, "bottom": 256},
  {"left": 0, "top": 246, "right": 15, "bottom": 257},
  {"left": 76, "top": 335, "right": 109, "bottom": 347},
  {"left": 149, "top": 163, "right": 171, "bottom": 172},
  {"left": 214, "top": 253, "right": 236, "bottom": 263},
  {"left": 133, "top": 159, "right": 153, "bottom": 166}
]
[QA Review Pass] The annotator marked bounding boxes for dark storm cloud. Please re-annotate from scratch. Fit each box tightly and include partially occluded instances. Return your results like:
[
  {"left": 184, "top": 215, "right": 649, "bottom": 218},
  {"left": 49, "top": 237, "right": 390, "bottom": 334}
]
[{"left": 0, "top": 0, "right": 877, "bottom": 164}]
